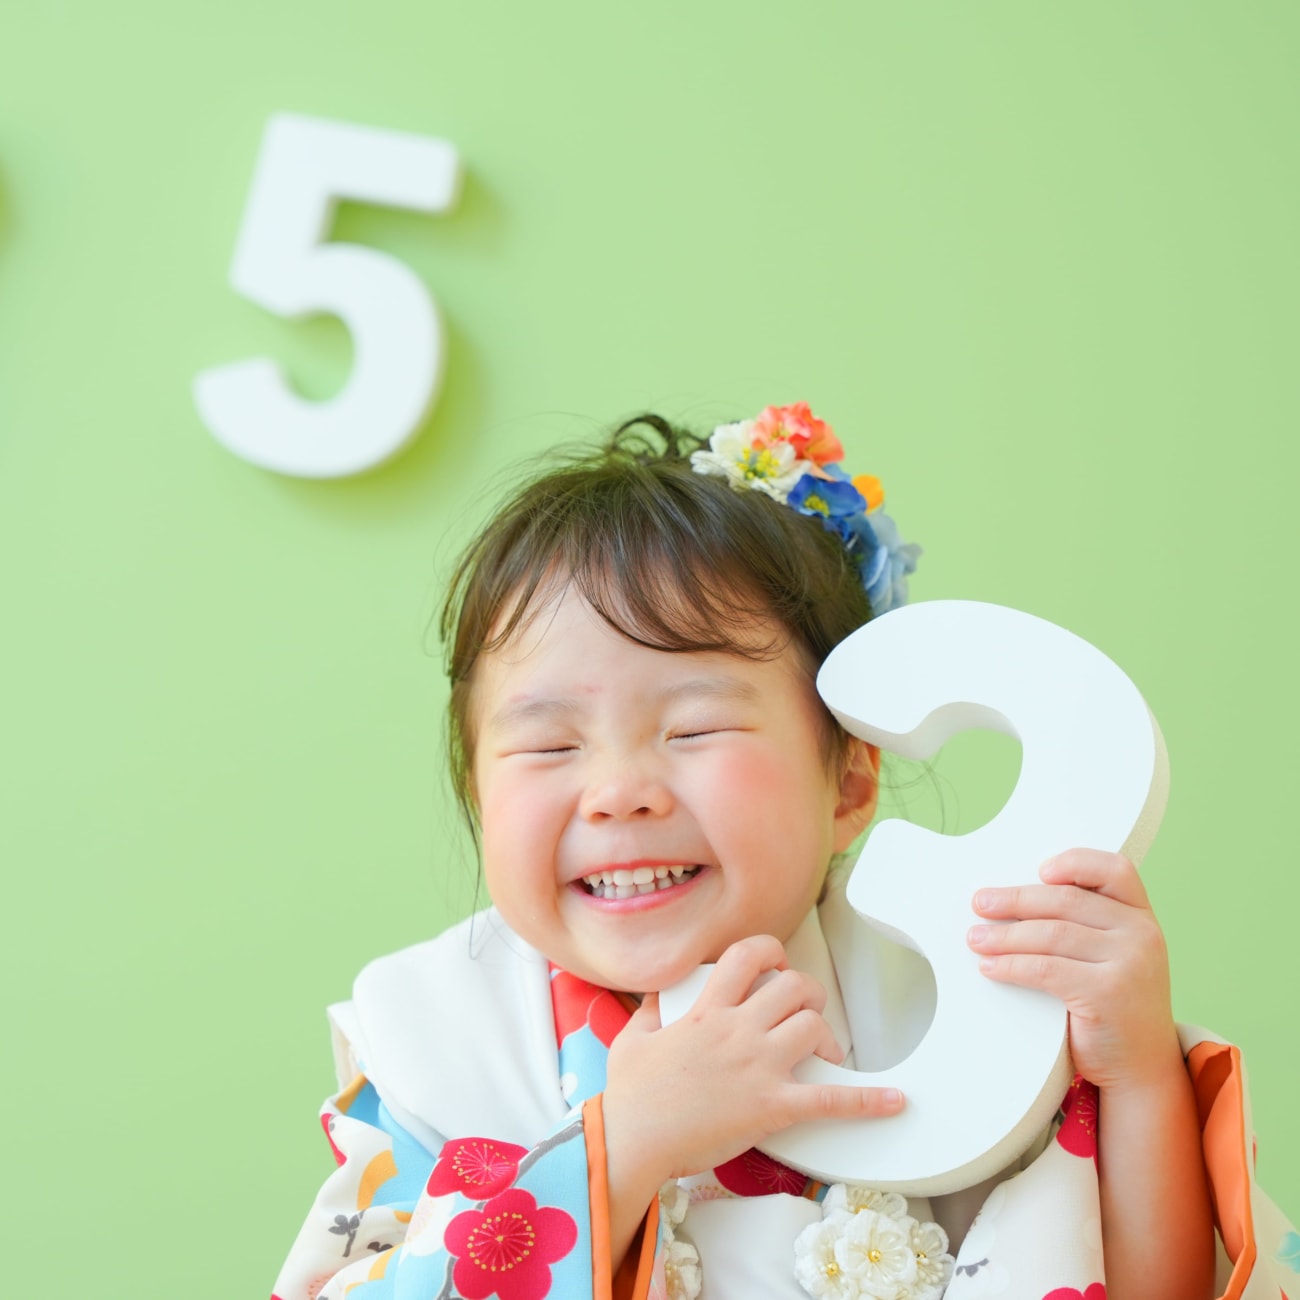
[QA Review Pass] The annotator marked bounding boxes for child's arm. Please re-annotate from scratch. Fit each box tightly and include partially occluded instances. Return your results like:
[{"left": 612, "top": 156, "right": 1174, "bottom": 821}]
[
  {"left": 966, "top": 848, "right": 1216, "bottom": 1300},
  {"left": 600, "top": 934, "right": 906, "bottom": 1273}
]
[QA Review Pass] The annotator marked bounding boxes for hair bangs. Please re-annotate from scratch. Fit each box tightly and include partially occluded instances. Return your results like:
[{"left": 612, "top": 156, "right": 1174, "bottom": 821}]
[{"left": 563, "top": 482, "right": 791, "bottom": 662}]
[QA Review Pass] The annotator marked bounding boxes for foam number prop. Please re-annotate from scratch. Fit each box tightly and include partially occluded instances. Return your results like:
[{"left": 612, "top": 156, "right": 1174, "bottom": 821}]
[
  {"left": 661, "top": 600, "right": 1168, "bottom": 1195},
  {"left": 194, "top": 114, "right": 461, "bottom": 478}
]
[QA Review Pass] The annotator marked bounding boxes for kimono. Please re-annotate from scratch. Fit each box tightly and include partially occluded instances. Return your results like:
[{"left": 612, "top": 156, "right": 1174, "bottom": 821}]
[{"left": 273, "top": 876, "right": 1299, "bottom": 1300}]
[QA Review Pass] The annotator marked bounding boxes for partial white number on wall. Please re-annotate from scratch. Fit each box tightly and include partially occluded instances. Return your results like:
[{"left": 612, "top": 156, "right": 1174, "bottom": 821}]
[
  {"left": 194, "top": 114, "right": 461, "bottom": 478},
  {"left": 662, "top": 600, "right": 1169, "bottom": 1196}
]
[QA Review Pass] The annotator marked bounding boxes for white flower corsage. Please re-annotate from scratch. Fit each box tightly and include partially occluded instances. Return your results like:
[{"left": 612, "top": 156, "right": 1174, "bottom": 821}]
[
  {"left": 657, "top": 1183, "right": 702, "bottom": 1300},
  {"left": 793, "top": 1184, "right": 954, "bottom": 1300}
]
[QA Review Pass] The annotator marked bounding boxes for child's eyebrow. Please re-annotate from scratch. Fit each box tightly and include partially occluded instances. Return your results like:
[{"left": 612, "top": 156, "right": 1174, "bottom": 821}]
[
  {"left": 487, "top": 677, "right": 762, "bottom": 732},
  {"left": 487, "top": 697, "right": 583, "bottom": 731},
  {"left": 657, "top": 677, "right": 763, "bottom": 707}
]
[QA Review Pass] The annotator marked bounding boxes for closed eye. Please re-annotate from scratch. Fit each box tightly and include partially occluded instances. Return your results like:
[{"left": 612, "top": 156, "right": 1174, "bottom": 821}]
[
  {"left": 498, "top": 739, "right": 579, "bottom": 757},
  {"left": 668, "top": 724, "right": 745, "bottom": 742}
]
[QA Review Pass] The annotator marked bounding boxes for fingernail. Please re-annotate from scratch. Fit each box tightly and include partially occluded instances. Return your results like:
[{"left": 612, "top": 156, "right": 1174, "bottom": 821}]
[
  {"left": 979, "top": 957, "right": 995, "bottom": 973},
  {"left": 967, "top": 925, "right": 987, "bottom": 944},
  {"left": 974, "top": 891, "right": 993, "bottom": 910},
  {"left": 883, "top": 1089, "right": 903, "bottom": 1106}
]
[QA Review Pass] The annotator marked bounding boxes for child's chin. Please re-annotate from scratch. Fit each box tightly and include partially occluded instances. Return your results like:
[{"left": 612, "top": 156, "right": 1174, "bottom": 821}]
[{"left": 612, "top": 952, "right": 713, "bottom": 997}]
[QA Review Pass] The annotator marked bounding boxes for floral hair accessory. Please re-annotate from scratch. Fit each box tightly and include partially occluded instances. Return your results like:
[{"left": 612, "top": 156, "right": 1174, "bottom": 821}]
[{"left": 689, "top": 402, "right": 921, "bottom": 618}]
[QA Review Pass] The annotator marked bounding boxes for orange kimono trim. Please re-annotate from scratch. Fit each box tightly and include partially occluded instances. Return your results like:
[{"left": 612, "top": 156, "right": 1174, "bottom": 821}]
[
  {"left": 1187, "top": 1041, "right": 1256, "bottom": 1300},
  {"left": 584, "top": 1094, "right": 661, "bottom": 1300}
]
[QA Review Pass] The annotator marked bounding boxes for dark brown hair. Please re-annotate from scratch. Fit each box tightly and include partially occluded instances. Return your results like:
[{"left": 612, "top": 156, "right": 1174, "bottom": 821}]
[{"left": 440, "top": 414, "right": 874, "bottom": 827}]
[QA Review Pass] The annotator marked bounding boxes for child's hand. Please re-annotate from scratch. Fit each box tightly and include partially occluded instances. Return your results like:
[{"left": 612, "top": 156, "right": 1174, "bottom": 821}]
[
  {"left": 966, "top": 848, "right": 1183, "bottom": 1091},
  {"left": 602, "top": 934, "right": 905, "bottom": 1194}
]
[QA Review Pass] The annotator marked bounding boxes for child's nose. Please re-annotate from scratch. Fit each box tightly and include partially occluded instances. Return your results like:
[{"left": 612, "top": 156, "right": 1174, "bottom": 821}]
[{"left": 578, "top": 757, "right": 674, "bottom": 821}]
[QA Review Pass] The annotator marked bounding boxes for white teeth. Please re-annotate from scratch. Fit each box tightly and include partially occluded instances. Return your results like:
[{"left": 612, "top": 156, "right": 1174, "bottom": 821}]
[{"left": 581, "top": 865, "right": 703, "bottom": 899}]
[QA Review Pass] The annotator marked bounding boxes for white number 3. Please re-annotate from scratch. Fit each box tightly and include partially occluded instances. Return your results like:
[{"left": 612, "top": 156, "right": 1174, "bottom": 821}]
[
  {"left": 663, "top": 600, "right": 1169, "bottom": 1195},
  {"left": 193, "top": 113, "right": 461, "bottom": 478}
]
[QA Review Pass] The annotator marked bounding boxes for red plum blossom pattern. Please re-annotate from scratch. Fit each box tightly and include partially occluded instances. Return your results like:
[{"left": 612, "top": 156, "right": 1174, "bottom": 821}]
[
  {"left": 549, "top": 967, "right": 627, "bottom": 1048},
  {"left": 714, "top": 1148, "right": 808, "bottom": 1198},
  {"left": 427, "top": 1138, "right": 529, "bottom": 1200},
  {"left": 445, "top": 1187, "right": 578, "bottom": 1300},
  {"left": 1054, "top": 1076, "right": 1099, "bottom": 1164}
]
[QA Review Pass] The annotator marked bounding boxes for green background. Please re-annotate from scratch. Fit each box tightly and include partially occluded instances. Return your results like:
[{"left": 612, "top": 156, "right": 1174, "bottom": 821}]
[{"left": 2, "top": 3, "right": 1297, "bottom": 1294}]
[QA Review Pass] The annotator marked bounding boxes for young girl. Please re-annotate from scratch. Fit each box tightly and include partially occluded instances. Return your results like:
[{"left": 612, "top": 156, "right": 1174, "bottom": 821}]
[{"left": 272, "top": 404, "right": 1294, "bottom": 1300}]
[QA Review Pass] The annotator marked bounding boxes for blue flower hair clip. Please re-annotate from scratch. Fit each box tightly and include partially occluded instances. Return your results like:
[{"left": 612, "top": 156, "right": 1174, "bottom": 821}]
[{"left": 689, "top": 402, "right": 922, "bottom": 617}]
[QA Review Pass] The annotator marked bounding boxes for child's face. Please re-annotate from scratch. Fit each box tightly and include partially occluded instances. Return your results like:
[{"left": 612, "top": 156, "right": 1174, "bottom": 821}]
[{"left": 470, "top": 583, "right": 875, "bottom": 993}]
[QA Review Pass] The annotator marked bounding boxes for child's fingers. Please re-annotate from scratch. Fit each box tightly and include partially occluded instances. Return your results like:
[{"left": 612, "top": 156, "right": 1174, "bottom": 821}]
[
  {"left": 742, "top": 967, "right": 828, "bottom": 1028},
  {"left": 1038, "top": 848, "right": 1150, "bottom": 907},
  {"left": 629, "top": 991, "right": 662, "bottom": 1032},
  {"left": 975, "top": 950, "right": 1091, "bottom": 999},
  {"left": 967, "top": 918, "right": 1112, "bottom": 963},
  {"left": 697, "top": 935, "right": 788, "bottom": 1007},
  {"left": 973, "top": 852, "right": 1149, "bottom": 923},
  {"left": 786, "top": 1082, "right": 905, "bottom": 1125},
  {"left": 768, "top": 1007, "right": 847, "bottom": 1067},
  {"left": 972, "top": 883, "right": 1110, "bottom": 926},
  {"left": 972, "top": 881, "right": 1129, "bottom": 928}
]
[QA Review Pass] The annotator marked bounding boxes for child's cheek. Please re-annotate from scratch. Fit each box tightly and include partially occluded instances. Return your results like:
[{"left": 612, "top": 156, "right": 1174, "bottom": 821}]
[
  {"left": 477, "top": 770, "right": 561, "bottom": 866},
  {"left": 698, "top": 745, "right": 791, "bottom": 830}
]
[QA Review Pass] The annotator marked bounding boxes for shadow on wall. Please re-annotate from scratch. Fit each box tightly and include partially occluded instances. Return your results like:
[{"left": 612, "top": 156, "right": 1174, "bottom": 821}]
[{"left": 0, "top": 167, "right": 9, "bottom": 266}]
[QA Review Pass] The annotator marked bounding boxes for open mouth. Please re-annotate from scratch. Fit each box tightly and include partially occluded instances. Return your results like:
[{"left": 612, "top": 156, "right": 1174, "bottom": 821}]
[{"left": 580, "top": 865, "right": 704, "bottom": 900}]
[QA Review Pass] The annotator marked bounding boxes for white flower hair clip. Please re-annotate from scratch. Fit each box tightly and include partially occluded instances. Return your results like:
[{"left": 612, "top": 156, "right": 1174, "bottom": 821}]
[{"left": 689, "top": 402, "right": 921, "bottom": 618}]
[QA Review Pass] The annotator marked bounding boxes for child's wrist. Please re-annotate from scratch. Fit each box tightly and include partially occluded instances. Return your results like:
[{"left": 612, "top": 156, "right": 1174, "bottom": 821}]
[
  {"left": 599, "top": 1087, "right": 674, "bottom": 1207},
  {"left": 599, "top": 1090, "right": 675, "bottom": 1276},
  {"left": 1094, "top": 1034, "right": 1189, "bottom": 1100}
]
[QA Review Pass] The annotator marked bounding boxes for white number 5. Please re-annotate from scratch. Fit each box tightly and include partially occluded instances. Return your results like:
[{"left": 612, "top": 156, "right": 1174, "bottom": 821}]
[{"left": 194, "top": 113, "right": 461, "bottom": 478}]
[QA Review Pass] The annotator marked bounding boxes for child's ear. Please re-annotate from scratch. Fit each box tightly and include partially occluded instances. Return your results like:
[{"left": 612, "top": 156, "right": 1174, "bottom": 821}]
[{"left": 832, "top": 739, "right": 879, "bottom": 852}]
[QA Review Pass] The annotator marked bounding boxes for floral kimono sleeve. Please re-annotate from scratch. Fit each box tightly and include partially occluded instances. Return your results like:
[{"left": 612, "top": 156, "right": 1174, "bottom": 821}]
[{"left": 273, "top": 1075, "right": 660, "bottom": 1300}]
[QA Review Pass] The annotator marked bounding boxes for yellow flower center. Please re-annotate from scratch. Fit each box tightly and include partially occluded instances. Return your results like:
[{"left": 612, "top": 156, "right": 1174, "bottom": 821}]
[
  {"left": 741, "top": 449, "right": 781, "bottom": 480},
  {"left": 824, "top": 1262, "right": 840, "bottom": 1277},
  {"left": 867, "top": 1248, "right": 882, "bottom": 1263},
  {"left": 803, "top": 492, "right": 830, "bottom": 516},
  {"left": 917, "top": 1251, "right": 928, "bottom": 1262}
]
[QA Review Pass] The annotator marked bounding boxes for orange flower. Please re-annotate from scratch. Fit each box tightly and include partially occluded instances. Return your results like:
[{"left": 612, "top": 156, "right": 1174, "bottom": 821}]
[
  {"left": 751, "top": 402, "right": 844, "bottom": 466},
  {"left": 851, "top": 473, "right": 885, "bottom": 512}
]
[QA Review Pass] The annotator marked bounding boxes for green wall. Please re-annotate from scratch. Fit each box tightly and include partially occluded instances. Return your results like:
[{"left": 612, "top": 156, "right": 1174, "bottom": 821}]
[{"left": 2, "top": 3, "right": 1297, "bottom": 1293}]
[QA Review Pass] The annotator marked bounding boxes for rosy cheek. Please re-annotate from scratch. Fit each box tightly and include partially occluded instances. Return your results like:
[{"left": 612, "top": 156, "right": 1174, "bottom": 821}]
[
  {"left": 479, "top": 773, "right": 563, "bottom": 846},
  {"left": 710, "top": 746, "right": 787, "bottom": 799}
]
